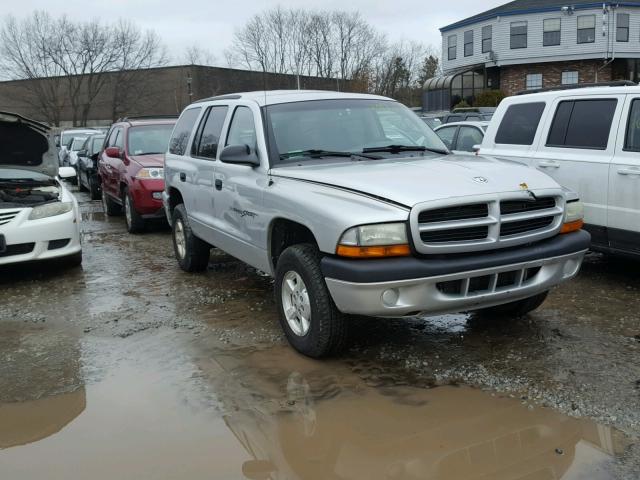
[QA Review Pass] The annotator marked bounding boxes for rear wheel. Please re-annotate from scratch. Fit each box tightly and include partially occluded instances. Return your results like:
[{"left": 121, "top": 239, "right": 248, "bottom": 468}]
[
  {"left": 101, "top": 187, "right": 121, "bottom": 216},
  {"left": 275, "top": 244, "right": 348, "bottom": 358},
  {"left": 89, "top": 176, "right": 101, "bottom": 200},
  {"left": 123, "top": 188, "right": 145, "bottom": 234},
  {"left": 77, "top": 169, "right": 87, "bottom": 192},
  {"left": 476, "top": 291, "right": 549, "bottom": 317},
  {"left": 171, "top": 204, "right": 210, "bottom": 272}
]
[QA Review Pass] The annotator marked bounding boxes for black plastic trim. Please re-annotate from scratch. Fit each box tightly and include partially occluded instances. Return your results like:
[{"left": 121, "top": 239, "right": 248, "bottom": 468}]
[{"left": 321, "top": 230, "right": 591, "bottom": 283}]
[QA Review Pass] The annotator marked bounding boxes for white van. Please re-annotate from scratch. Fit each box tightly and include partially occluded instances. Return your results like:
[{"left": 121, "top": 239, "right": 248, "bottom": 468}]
[{"left": 480, "top": 84, "right": 640, "bottom": 257}]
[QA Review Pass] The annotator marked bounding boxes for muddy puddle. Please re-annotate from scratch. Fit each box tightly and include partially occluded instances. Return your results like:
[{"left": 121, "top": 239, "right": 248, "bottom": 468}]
[{"left": 0, "top": 326, "right": 631, "bottom": 480}]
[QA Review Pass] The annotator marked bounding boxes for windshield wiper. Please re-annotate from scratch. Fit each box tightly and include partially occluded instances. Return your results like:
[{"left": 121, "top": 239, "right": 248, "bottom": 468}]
[
  {"left": 362, "top": 145, "right": 449, "bottom": 155},
  {"left": 280, "top": 149, "right": 379, "bottom": 160}
]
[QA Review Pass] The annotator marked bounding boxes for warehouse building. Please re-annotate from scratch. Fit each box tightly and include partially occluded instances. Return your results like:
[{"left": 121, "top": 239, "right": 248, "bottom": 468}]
[{"left": 0, "top": 65, "right": 349, "bottom": 127}]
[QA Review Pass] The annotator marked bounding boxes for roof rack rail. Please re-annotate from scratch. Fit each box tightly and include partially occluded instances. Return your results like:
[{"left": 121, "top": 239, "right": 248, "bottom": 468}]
[
  {"left": 116, "top": 115, "right": 179, "bottom": 122},
  {"left": 516, "top": 80, "right": 636, "bottom": 95},
  {"left": 194, "top": 94, "right": 243, "bottom": 103}
]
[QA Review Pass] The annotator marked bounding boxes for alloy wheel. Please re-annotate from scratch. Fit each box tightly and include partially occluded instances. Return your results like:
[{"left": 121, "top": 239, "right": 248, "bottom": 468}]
[
  {"left": 281, "top": 271, "right": 311, "bottom": 336},
  {"left": 174, "top": 219, "right": 186, "bottom": 260}
]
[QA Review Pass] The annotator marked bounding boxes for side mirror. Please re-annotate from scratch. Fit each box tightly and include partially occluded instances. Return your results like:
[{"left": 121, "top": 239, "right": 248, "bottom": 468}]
[
  {"left": 54, "top": 135, "right": 60, "bottom": 148},
  {"left": 105, "top": 147, "right": 121, "bottom": 159},
  {"left": 219, "top": 144, "right": 260, "bottom": 167},
  {"left": 472, "top": 144, "right": 481, "bottom": 155},
  {"left": 58, "top": 166, "right": 76, "bottom": 179}
]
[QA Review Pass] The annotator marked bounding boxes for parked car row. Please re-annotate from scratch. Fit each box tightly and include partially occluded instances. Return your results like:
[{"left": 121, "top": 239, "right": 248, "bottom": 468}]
[{"left": 5, "top": 83, "right": 638, "bottom": 358}]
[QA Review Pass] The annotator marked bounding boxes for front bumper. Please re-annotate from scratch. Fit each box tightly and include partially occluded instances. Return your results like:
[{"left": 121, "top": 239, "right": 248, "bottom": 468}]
[
  {"left": 0, "top": 207, "right": 81, "bottom": 266},
  {"left": 130, "top": 178, "right": 164, "bottom": 216},
  {"left": 322, "top": 231, "right": 590, "bottom": 317}
]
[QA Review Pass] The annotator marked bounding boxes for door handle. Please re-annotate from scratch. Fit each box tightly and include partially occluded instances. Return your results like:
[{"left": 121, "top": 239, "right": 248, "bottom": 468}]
[
  {"left": 617, "top": 168, "right": 640, "bottom": 176},
  {"left": 215, "top": 179, "right": 223, "bottom": 190},
  {"left": 539, "top": 160, "right": 560, "bottom": 168},
  {"left": 179, "top": 172, "right": 186, "bottom": 182}
]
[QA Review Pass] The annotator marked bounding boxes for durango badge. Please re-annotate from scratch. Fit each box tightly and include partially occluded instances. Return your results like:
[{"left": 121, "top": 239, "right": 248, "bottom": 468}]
[{"left": 473, "top": 176, "right": 488, "bottom": 183}]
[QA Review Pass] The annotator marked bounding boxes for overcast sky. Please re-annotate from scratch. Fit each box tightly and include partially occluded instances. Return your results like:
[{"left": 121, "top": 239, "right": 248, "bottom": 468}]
[{"left": 0, "top": 0, "right": 507, "bottom": 64}]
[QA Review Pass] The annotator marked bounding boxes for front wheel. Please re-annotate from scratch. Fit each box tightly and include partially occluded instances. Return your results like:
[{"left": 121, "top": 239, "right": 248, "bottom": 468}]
[
  {"left": 476, "top": 291, "right": 549, "bottom": 317},
  {"left": 123, "top": 188, "right": 145, "bottom": 234},
  {"left": 89, "top": 176, "right": 101, "bottom": 200},
  {"left": 275, "top": 244, "right": 348, "bottom": 358},
  {"left": 171, "top": 204, "right": 210, "bottom": 272}
]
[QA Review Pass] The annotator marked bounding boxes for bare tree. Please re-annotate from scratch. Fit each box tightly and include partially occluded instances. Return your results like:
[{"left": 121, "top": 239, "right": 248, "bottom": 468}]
[
  {"left": 182, "top": 45, "right": 216, "bottom": 66},
  {"left": 0, "top": 12, "right": 66, "bottom": 125},
  {"left": 0, "top": 12, "right": 167, "bottom": 126}
]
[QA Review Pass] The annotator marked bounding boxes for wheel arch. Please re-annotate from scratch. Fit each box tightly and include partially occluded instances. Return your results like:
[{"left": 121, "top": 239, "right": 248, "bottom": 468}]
[{"left": 269, "top": 217, "right": 320, "bottom": 273}]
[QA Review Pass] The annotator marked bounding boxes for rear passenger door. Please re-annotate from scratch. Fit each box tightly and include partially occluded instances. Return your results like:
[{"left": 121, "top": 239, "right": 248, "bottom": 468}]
[
  {"left": 533, "top": 96, "right": 624, "bottom": 238},
  {"left": 188, "top": 105, "right": 228, "bottom": 242},
  {"left": 608, "top": 95, "right": 640, "bottom": 253}
]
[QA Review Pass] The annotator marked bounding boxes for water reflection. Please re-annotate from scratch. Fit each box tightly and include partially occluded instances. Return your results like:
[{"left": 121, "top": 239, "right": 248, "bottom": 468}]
[{"left": 215, "top": 348, "right": 625, "bottom": 480}]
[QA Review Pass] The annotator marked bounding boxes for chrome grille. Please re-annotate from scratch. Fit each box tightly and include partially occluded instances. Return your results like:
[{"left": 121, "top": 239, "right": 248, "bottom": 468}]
[
  {"left": 0, "top": 210, "right": 21, "bottom": 226},
  {"left": 410, "top": 192, "right": 565, "bottom": 254}
]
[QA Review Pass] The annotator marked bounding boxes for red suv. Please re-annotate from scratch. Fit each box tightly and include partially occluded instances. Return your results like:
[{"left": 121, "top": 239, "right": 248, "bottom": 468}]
[{"left": 98, "top": 116, "right": 177, "bottom": 233}]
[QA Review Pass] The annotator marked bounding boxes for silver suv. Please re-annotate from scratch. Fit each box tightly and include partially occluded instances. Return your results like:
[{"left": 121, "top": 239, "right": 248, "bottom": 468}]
[{"left": 163, "top": 90, "right": 590, "bottom": 357}]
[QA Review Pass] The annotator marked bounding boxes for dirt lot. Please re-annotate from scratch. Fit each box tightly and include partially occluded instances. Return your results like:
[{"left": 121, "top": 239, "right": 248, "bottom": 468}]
[{"left": 1, "top": 188, "right": 639, "bottom": 479}]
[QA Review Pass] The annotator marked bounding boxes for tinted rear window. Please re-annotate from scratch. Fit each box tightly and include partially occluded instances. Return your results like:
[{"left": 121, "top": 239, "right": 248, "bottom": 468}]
[
  {"left": 546, "top": 99, "right": 617, "bottom": 150},
  {"left": 625, "top": 99, "right": 640, "bottom": 152},
  {"left": 495, "top": 102, "right": 545, "bottom": 145},
  {"left": 169, "top": 107, "right": 201, "bottom": 155}
]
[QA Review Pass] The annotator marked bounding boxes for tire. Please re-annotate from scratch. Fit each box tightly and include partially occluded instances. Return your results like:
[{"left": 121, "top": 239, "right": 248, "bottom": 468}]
[
  {"left": 476, "top": 291, "right": 549, "bottom": 318},
  {"left": 274, "top": 243, "right": 348, "bottom": 358},
  {"left": 171, "top": 204, "right": 210, "bottom": 272},
  {"left": 101, "top": 187, "right": 121, "bottom": 216},
  {"left": 77, "top": 169, "right": 87, "bottom": 192},
  {"left": 69, "top": 166, "right": 78, "bottom": 185},
  {"left": 89, "top": 176, "right": 101, "bottom": 200},
  {"left": 123, "top": 187, "right": 145, "bottom": 234}
]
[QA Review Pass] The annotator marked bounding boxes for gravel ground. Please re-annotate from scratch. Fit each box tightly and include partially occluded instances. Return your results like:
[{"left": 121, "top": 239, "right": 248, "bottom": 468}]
[{"left": 0, "top": 188, "right": 638, "bottom": 478}]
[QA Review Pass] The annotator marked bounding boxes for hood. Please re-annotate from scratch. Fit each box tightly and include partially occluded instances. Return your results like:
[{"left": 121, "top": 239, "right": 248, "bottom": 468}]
[
  {"left": 129, "top": 153, "right": 165, "bottom": 168},
  {"left": 270, "top": 154, "right": 561, "bottom": 207},
  {"left": 0, "top": 111, "right": 58, "bottom": 178}
]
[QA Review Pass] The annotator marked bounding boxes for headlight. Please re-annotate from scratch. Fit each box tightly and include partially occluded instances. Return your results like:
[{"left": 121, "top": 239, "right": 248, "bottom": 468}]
[
  {"left": 337, "top": 222, "right": 410, "bottom": 258},
  {"left": 29, "top": 202, "right": 73, "bottom": 220},
  {"left": 136, "top": 168, "right": 164, "bottom": 179},
  {"left": 561, "top": 200, "right": 584, "bottom": 234}
]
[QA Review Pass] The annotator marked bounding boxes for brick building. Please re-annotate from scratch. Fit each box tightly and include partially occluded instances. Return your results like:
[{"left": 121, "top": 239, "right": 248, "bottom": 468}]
[
  {"left": 0, "top": 64, "right": 351, "bottom": 127},
  {"left": 424, "top": 0, "right": 640, "bottom": 111}
]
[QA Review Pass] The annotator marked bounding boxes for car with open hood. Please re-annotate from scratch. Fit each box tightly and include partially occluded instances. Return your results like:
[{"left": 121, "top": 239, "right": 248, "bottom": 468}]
[
  {"left": 0, "top": 112, "right": 82, "bottom": 267},
  {"left": 163, "top": 91, "right": 590, "bottom": 358}
]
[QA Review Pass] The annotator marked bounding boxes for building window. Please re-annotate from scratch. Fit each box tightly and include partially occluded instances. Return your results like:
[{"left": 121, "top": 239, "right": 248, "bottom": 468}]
[
  {"left": 510, "top": 21, "right": 528, "bottom": 49},
  {"left": 448, "top": 35, "right": 457, "bottom": 60},
  {"left": 543, "top": 18, "right": 561, "bottom": 46},
  {"left": 482, "top": 25, "right": 492, "bottom": 53},
  {"left": 526, "top": 73, "right": 543, "bottom": 90},
  {"left": 617, "top": 13, "right": 629, "bottom": 42},
  {"left": 577, "top": 15, "right": 596, "bottom": 44},
  {"left": 464, "top": 30, "right": 473, "bottom": 57},
  {"left": 562, "top": 71, "right": 579, "bottom": 85}
]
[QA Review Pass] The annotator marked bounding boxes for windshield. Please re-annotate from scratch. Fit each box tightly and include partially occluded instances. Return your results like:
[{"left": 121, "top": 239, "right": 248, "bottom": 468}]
[
  {"left": 71, "top": 137, "right": 88, "bottom": 151},
  {"left": 127, "top": 124, "right": 175, "bottom": 155},
  {"left": 90, "top": 136, "right": 106, "bottom": 155},
  {"left": 265, "top": 99, "right": 448, "bottom": 162}
]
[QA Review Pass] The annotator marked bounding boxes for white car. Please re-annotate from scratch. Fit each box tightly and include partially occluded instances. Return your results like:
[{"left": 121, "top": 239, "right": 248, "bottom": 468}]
[
  {"left": 0, "top": 112, "right": 82, "bottom": 267},
  {"left": 479, "top": 83, "right": 640, "bottom": 258},
  {"left": 434, "top": 121, "right": 489, "bottom": 154}
]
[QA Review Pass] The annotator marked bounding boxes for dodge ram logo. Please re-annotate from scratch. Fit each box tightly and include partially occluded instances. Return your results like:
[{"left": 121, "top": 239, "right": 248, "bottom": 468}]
[{"left": 473, "top": 176, "right": 488, "bottom": 183}]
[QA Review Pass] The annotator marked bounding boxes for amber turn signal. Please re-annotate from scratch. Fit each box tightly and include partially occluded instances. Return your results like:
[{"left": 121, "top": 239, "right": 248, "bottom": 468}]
[
  {"left": 560, "top": 219, "right": 584, "bottom": 234},
  {"left": 336, "top": 244, "right": 411, "bottom": 258}
]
